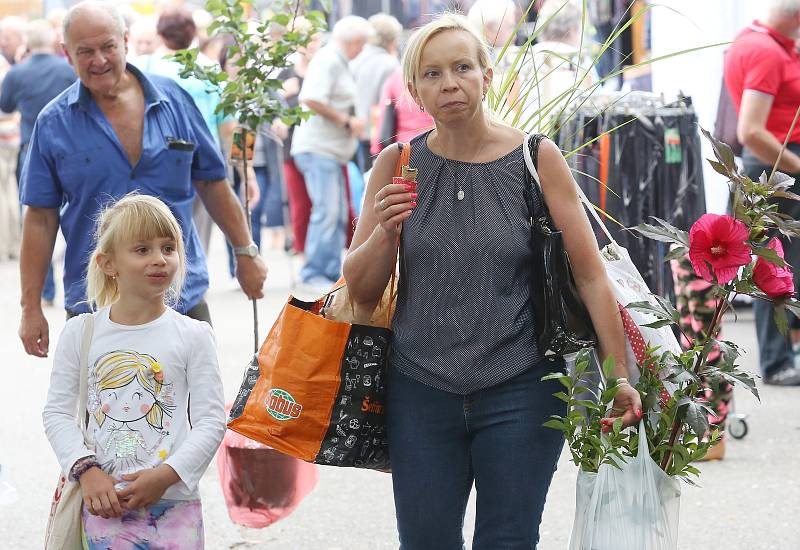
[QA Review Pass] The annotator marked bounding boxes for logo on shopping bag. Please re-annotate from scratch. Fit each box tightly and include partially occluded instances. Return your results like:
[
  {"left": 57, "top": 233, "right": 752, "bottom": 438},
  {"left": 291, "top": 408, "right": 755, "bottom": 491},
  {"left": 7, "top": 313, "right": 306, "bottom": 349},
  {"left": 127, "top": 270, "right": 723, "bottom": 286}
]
[{"left": 266, "top": 388, "right": 303, "bottom": 421}]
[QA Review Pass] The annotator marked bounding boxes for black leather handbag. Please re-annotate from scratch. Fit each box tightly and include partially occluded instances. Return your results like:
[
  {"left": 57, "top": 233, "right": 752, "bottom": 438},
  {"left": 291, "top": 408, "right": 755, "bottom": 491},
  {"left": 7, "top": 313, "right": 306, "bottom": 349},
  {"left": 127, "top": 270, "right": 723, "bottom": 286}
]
[{"left": 523, "top": 134, "right": 596, "bottom": 357}]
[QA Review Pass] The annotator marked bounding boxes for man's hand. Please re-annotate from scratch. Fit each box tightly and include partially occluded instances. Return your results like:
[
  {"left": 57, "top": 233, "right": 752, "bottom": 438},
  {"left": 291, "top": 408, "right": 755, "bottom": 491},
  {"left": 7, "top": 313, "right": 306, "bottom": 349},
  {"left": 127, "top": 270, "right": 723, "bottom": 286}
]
[
  {"left": 235, "top": 255, "right": 267, "bottom": 299},
  {"left": 80, "top": 467, "right": 123, "bottom": 518},
  {"left": 117, "top": 465, "right": 180, "bottom": 510},
  {"left": 271, "top": 120, "right": 289, "bottom": 141},
  {"left": 348, "top": 116, "right": 366, "bottom": 138},
  {"left": 19, "top": 306, "right": 49, "bottom": 357}
]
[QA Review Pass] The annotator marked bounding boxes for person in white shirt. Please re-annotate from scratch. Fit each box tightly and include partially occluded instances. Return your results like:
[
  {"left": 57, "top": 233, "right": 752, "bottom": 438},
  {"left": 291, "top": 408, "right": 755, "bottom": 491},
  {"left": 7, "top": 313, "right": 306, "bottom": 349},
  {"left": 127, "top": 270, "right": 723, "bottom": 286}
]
[
  {"left": 43, "top": 194, "right": 225, "bottom": 548},
  {"left": 291, "top": 15, "right": 372, "bottom": 290}
]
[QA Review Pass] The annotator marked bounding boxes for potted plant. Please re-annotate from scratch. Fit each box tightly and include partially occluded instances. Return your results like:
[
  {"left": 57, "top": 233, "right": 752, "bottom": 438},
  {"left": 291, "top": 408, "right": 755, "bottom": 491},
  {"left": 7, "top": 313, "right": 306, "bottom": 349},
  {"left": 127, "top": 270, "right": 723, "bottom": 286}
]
[
  {"left": 545, "top": 128, "right": 800, "bottom": 549},
  {"left": 171, "top": 0, "right": 326, "bottom": 350}
]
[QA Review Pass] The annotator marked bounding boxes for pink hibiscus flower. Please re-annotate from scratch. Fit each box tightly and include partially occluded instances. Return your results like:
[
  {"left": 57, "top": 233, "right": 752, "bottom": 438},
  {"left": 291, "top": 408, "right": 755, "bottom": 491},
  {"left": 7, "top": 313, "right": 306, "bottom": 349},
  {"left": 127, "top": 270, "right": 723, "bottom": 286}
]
[
  {"left": 689, "top": 214, "right": 751, "bottom": 284},
  {"left": 753, "top": 238, "right": 795, "bottom": 298}
]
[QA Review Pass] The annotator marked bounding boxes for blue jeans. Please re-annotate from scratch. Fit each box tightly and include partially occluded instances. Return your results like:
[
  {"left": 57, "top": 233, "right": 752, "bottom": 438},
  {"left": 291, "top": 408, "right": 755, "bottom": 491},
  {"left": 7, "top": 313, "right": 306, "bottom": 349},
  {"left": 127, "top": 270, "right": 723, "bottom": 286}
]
[
  {"left": 293, "top": 152, "right": 347, "bottom": 284},
  {"left": 256, "top": 164, "right": 285, "bottom": 230},
  {"left": 386, "top": 361, "right": 566, "bottom": 550},
  {"left": 42, "top": 263, "right": 55, "bottom": 302},
  {"left": 743, "top": 147, "right": 800, "bottom": 375}
]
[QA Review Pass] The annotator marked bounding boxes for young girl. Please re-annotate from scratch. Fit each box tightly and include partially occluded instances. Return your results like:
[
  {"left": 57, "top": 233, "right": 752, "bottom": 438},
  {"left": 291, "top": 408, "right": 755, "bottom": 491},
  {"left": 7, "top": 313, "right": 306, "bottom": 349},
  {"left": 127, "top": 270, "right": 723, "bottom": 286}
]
[{"left": 43, "top": 194, "right": 226, "bottom": 549}]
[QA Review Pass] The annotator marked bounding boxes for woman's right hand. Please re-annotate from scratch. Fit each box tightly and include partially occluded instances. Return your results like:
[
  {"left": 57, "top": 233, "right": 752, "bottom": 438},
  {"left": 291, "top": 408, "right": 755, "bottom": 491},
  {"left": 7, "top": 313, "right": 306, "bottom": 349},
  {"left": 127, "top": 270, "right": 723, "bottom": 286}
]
[
  {"left": 79, "top": 467, "right": 123, "bottom": 518},
  {"left": 373, "top": 181, "right": 417, "bottom": 238}
]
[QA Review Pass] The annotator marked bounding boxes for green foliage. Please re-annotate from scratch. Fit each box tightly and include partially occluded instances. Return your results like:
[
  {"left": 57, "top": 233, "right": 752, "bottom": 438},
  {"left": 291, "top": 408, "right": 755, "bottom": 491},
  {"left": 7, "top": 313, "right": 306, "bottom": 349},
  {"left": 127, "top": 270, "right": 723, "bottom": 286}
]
[
  {"left": 488, "top": 1, "right": 727, "bottom": 137},
  {"left": 544, "top": 124, "right": 800, "bottom": 479},
  {"left": 543, "top": 347, "right": 721, "bottom": 478},
  {"left": 171, "top": 0, "right": 327, "bottom": 132}
]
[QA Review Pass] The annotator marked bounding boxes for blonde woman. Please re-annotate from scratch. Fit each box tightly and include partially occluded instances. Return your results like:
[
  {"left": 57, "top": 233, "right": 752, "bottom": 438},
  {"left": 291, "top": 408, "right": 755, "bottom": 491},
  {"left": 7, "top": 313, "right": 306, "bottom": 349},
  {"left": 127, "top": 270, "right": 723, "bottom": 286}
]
[
  {"left": 43, "top": 195, "right": 225, "bottom": 548},
  {"left": 343, "top": 14, "right": 641, "bottom": 549}
]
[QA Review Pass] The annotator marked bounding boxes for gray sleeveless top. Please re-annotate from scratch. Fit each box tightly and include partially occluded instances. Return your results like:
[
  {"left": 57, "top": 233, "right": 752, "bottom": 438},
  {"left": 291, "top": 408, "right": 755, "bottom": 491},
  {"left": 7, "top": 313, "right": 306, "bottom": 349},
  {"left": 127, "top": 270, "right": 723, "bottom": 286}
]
[{"left": 390, "top": 131, "right": 542, "bottom": 394}]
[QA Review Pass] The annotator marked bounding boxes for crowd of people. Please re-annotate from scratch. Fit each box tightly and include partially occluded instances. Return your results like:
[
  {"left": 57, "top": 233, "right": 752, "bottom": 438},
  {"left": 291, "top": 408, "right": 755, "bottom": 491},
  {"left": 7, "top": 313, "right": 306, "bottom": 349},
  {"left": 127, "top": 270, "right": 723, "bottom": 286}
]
[
  {"left": 0, "top": 0, "right": 601, "bottom": 296},
  {"left": 3, "top": 0, "right": 800, "bottom": 547},
  {"left": 0, "top": 1, "right": 632, "bottom": 547}
]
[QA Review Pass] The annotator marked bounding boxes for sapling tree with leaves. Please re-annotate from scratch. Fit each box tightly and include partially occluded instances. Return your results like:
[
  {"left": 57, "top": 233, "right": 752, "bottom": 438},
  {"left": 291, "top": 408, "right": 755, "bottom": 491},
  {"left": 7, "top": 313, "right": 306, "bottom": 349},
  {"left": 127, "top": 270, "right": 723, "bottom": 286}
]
[
  {"left": 545, "top": 128, "right": 800, "bottom": 481},
  {"left": 171, "top": 0, "right": 327, "bottom": 350}
]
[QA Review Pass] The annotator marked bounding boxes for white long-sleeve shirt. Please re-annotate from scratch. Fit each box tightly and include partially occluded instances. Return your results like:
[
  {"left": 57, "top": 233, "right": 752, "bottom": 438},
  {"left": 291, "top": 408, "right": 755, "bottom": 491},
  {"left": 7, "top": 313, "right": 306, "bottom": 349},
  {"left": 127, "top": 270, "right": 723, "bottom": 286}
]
[{"left": 43, "top": 307, "right": 226, "bottom": 500}]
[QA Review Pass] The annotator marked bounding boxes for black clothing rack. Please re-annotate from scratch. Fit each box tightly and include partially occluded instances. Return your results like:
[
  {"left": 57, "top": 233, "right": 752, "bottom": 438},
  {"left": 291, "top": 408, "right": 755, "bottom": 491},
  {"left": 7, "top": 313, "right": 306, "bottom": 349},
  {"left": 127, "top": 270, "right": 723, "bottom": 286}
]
[{"left": 557, "top": 92, "right": 707, "bottom": 300}]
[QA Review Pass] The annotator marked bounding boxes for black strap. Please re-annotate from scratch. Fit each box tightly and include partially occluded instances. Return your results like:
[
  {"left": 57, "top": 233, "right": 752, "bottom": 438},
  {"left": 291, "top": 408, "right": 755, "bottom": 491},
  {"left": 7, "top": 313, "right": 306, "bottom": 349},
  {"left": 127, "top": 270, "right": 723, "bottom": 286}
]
[{"left": 524, "top": 133, "right": 552, "bottom": 225}]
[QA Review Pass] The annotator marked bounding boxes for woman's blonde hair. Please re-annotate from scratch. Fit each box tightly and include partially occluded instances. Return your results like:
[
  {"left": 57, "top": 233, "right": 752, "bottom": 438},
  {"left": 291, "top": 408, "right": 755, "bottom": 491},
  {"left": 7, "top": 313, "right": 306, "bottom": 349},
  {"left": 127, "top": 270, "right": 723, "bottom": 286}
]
[
  {"left": 402, "top": 13, "right": 492, "bottom": 89},
  {"left": 86, "top": 194, "right": 185, "bottom": 309}
]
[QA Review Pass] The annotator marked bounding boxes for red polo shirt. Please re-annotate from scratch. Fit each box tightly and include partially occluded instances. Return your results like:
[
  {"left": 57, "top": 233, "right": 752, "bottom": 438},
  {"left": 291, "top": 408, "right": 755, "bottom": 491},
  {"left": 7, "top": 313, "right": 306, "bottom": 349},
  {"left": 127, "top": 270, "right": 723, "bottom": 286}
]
[{"left": 724, "top": 21, "right": 800, "bottom": 144}]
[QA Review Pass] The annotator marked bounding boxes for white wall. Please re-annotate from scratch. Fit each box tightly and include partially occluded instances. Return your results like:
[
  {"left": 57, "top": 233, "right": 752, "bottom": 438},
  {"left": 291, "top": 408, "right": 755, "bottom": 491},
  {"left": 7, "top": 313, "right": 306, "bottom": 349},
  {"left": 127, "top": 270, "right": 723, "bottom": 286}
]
[{"left": 649, "top": 0, "right": 763, "bottom": 214}]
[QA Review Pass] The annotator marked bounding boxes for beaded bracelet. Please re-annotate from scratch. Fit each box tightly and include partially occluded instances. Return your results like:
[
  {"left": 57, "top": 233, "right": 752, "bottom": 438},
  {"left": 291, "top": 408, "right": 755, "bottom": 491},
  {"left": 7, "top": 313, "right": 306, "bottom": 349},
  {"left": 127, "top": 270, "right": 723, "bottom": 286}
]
[
  {"left": 69, "top": 456, "right": 100, "bottom": 482},
  {"left": 615, "top": 377, "right": 631, "bottom": 387}
]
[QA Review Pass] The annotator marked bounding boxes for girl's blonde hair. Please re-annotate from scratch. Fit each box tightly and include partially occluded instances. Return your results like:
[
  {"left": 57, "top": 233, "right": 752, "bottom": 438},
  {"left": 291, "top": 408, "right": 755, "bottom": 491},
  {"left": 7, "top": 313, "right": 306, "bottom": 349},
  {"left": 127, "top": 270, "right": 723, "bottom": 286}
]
[
  {"left": 402, "top": 13, "right": 492, "bottom": 89},
  {"left": 86, "top": 194, "right": 185, "bottom": 309},
  {"left": 92, "top": 350, "right": 175, "bottom": 428}
]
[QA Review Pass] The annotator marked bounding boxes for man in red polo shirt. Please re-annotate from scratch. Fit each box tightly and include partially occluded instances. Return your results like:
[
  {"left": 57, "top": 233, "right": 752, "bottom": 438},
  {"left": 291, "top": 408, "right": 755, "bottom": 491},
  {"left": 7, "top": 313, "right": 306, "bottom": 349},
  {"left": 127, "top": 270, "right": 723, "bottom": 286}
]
[{"left": 725, "top": 0, "right": 800, "bottom": 386}]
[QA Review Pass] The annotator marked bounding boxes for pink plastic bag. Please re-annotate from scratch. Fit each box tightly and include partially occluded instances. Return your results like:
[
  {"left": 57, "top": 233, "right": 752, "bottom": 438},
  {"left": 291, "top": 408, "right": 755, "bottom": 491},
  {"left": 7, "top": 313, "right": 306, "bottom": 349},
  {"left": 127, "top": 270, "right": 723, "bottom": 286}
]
[{"left": 217, "top": 406, "right": 319, "bottom": 528}]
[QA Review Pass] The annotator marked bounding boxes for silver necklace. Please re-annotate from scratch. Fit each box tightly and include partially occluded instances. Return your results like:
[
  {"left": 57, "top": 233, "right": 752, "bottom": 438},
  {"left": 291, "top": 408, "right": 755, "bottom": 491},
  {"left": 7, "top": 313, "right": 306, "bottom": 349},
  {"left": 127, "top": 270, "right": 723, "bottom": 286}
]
[{"left": 440, "top": 138, "right": 487, "bottom": 202}]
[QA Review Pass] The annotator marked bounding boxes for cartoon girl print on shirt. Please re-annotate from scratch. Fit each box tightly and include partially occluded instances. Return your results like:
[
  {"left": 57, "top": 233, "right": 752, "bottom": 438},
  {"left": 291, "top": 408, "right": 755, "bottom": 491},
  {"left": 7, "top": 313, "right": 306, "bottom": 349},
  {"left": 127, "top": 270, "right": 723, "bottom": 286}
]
[{"left": 88, "top": 350, "right": 176, "bottom": 478}]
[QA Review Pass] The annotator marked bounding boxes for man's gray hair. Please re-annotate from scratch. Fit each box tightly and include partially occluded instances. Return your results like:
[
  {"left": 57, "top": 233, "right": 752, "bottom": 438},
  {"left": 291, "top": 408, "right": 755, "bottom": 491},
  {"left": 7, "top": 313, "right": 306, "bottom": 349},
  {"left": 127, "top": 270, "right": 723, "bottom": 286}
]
[
  {"left": 535, "top": 0, "right": 585, "bottom": 43},
  {"left": 368, "top": 13, "right": 402, "bottom": 49},
  {"left": 0, "top": 15, "right": 27, "bottom": 36},
  {"left": 769, "top": 0, "right": 800, "bottom": 16},
  {"left": 25, "top": 19, "right": 56, "bottom": 51},
  {"left": 467, "top": 0, "right": 517, "bottom": 30},
  {"left": 62, "top": 1, "right": 127, "bottom": 45},
  {"left": 331, "top": 15, "right": 373, "bottom": 43}
]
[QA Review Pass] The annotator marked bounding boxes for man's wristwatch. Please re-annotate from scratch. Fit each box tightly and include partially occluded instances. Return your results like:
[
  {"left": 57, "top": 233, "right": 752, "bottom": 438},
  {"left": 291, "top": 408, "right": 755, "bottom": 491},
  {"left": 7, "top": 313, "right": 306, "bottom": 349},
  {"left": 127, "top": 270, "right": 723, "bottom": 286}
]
[{"left": 233, "top": 243, "right": 259, "bottom": 257}]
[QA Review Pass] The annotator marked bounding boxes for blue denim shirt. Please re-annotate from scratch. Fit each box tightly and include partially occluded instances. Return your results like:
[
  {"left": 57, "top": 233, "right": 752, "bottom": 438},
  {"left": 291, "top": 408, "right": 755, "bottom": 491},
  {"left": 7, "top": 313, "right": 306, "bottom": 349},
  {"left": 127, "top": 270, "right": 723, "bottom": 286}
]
[{"left": 20, "top": 64, "right": 227, "bottom": 313}]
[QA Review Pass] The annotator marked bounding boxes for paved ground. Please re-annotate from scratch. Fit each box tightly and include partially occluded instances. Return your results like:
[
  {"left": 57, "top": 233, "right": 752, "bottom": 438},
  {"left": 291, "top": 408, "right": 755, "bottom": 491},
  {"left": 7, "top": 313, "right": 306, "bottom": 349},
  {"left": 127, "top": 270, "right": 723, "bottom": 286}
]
[{"left": 1, "top": 232, "right": 798, "bottom": 549}]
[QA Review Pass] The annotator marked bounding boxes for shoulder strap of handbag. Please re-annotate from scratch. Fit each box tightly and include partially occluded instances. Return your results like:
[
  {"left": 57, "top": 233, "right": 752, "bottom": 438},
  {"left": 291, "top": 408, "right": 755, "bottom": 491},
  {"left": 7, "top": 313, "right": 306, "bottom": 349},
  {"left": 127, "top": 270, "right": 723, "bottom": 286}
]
[
  {"left": 78, "top": 313, "right": 95, "bottom": 445},
  {"left": 523, "top": 133, "right": 620, "bottom": 248},
  {"left": 522, "top": 133, "right": 551, "bottom": 224},
  {"left": 385, "top": 141, "right": 410, "bottom": 326},
  {"left": 326, "top": 142, "right": 410, "bottom": 325}
]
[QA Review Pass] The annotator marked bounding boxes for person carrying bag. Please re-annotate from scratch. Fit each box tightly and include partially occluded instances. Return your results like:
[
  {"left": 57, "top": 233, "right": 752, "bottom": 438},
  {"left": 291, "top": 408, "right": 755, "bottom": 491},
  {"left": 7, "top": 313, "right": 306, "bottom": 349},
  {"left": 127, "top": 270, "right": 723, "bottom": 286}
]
[
  {"left": 226, "top": 144, "right": 412, "bottom": 470},
  {"left": 44, "top": 313, "right": 94, "bottom": 550},
  {"left": 342, "top": 13, "right": 643, "bottom": 550}
]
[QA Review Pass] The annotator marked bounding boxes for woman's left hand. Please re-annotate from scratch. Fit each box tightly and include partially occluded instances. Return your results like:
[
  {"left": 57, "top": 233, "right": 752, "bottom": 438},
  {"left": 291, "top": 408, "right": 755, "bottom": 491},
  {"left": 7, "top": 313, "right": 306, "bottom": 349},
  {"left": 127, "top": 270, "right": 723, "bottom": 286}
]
[{"left": 600, "top": 383, "right": 642, "bottom": 432}]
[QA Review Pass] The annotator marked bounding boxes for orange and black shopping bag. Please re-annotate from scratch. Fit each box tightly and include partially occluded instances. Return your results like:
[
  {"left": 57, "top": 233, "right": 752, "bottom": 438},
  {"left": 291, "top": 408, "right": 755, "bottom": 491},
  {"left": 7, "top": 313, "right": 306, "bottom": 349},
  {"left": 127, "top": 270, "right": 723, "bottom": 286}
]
[
  {"left": 227, "top": 143, "right": 411, "bottom": 471},
  {"left": 227, "top": 296, "right": 392, "bottom": 470}
]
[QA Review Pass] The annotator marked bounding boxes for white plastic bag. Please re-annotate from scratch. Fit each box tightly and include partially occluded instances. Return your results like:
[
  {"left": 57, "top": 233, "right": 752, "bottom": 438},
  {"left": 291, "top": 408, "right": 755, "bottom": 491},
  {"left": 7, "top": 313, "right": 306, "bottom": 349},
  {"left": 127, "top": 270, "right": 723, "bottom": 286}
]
[
  {"left": 569, "top": 420, "right": 682, "bottom": 550},
  {"left": 574, "top": 183, "right": 682, "bottom": 384},
  {"left": 602, "top": 242, "right": 683, "bottom": 371}
]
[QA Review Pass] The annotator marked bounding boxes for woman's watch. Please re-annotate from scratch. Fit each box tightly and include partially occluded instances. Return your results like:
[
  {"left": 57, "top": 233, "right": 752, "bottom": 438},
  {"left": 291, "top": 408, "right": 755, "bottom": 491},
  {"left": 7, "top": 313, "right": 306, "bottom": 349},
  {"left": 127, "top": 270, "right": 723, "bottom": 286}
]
[{"left": 233, "top": 243, "right": 259, "bottom": 257}]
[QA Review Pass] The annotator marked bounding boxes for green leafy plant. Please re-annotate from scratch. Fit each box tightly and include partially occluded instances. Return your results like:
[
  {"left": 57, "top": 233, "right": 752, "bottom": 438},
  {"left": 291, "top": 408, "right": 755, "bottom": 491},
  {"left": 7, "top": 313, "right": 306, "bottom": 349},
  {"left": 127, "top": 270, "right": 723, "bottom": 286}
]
[
  {"left": 488, "top": 1, "right": 727, "bottom": 146},
  {"left": 171, "top": 0, "right": 327, "bottom": 350},
  {"left": 172, "top": 0, "right": 326, "bottom": 132},
  {"left": 545, "top": 126, "right": 800, "bottom": 482}
]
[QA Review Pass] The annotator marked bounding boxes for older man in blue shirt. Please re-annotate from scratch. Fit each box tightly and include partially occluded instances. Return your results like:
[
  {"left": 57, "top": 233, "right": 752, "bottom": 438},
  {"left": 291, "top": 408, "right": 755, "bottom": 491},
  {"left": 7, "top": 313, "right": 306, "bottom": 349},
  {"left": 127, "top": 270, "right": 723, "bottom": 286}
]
[{"left": 18, "top": 1, "right": 267, "bottom": 357}]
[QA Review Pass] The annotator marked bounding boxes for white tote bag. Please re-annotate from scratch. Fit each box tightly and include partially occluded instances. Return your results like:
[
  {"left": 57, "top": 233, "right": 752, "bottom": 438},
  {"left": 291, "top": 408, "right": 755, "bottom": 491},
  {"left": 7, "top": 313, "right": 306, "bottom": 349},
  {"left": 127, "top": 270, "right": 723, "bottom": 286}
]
[
  {"left": 44, "top": 314, "right": 94, "bottom": 550},
  {"left": 569, "top": 419, "right": 682, "bottom": 550},
  {"left": 573, "top": 183, "right": 683, "bottom": 384}
]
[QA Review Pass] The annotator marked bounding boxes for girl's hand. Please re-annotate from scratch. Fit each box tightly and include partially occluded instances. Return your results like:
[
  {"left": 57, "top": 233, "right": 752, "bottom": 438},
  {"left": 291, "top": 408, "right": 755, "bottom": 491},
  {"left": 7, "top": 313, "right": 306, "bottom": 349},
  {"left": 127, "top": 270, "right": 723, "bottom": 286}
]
[
  {"left": 117, "top": 465, "right": 180, "bottom": 510},
  {"left": 373, "top": 182, "right": 416, "bottom": 238},
  {"left": 79, "top": 467, "right": 123, "bottom": 518},
  {"left": 600, "top": 383, "right": 643, "bottom": 431}
]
